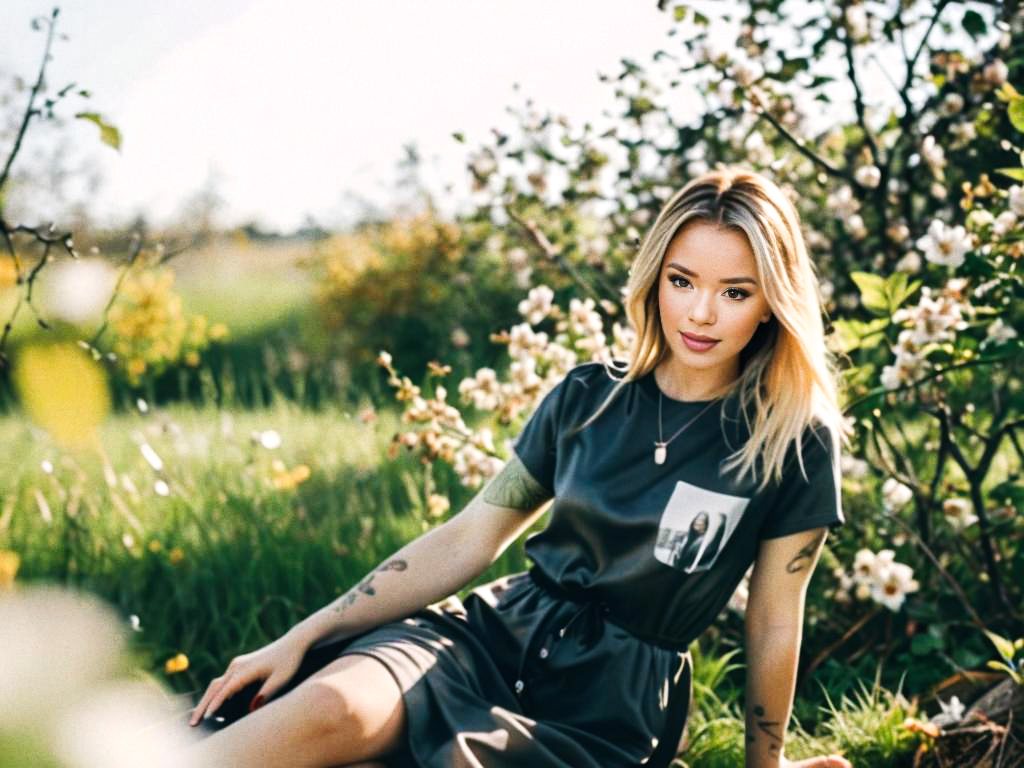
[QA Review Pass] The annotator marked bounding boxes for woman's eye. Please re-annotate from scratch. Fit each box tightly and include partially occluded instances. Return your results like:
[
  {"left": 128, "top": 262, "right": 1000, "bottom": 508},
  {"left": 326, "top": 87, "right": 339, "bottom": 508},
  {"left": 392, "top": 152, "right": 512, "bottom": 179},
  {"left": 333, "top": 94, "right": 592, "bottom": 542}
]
[{"left": 670, "top": 275, "right": 748, "bottom": 300}]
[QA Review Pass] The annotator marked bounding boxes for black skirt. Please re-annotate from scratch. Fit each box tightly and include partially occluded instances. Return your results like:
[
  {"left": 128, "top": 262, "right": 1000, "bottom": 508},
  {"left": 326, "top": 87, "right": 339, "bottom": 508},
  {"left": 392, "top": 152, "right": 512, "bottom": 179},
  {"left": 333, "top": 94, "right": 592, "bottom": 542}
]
[{"left": 197, "top": 570, "right": 693, "bottom": 767}]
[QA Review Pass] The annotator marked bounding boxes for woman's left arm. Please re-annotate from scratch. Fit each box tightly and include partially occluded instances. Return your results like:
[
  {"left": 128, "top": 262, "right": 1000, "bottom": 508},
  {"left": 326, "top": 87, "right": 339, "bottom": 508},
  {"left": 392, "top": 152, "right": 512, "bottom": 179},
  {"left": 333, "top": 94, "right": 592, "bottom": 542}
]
[{"left": 744, "top": 527, "right": 852, "bottom": 768}]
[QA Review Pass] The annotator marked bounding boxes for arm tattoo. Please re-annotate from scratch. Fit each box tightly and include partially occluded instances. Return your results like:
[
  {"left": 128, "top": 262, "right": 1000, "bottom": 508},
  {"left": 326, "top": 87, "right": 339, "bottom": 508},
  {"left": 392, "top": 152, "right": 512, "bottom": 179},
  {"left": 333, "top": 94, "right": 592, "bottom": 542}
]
[
  {"left": 785, "top": 531, "right": 826, "bottom": 574},
  {"left": 746, "top": 703, "right": 783, "bottom": 757},
  {"left": 483, "top": 454, "right": 552, "bottom": 510},
  {"left": 331, "top": 558, "right": 408, "bottom": 615}
]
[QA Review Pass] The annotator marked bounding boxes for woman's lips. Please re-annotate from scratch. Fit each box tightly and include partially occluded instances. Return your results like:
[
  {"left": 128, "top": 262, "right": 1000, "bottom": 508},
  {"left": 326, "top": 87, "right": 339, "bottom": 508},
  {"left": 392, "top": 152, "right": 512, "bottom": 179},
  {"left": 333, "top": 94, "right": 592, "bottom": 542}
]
[{"left": 680, "top": 331, "right": 720, "bottom": 352}]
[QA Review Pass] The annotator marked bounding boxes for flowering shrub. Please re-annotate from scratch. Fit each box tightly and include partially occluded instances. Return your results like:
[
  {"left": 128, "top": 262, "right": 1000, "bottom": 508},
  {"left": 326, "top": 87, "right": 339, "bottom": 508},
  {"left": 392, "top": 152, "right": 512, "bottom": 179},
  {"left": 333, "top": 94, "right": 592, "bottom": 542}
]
[
  {"left": 376, "top": 0, "right": 1023, "bottom": 703},
  {"left": 104, "top": 266, "right": 227, "bottom": 385}
]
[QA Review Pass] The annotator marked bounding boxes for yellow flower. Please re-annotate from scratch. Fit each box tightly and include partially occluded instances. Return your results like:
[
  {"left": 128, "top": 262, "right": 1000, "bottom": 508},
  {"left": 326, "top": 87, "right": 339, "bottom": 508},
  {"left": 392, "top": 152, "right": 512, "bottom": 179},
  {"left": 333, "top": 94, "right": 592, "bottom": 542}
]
[
  {"left": 13, "top": 343, "right": 111, "bottom": 447},
  {"left": 0, "top": 550, "right": 21, "bottom": 589},
  {"left": 164, "top": 653, "right": 189, "bottom": 674},
  {"left": 147, "top": 540, "right": 163, "bottom": 554},
  {"left": 168, "top": 547, "right": 185, "bottom": 566},
  {"left": 272, "top": 464, "right": 311, "bottom": 490},
  {"left": 209, "top": 323, "right": 229, "bottom": 341},
  {"left": 184, "top": 350, "right": 200, "bottom": 366}
]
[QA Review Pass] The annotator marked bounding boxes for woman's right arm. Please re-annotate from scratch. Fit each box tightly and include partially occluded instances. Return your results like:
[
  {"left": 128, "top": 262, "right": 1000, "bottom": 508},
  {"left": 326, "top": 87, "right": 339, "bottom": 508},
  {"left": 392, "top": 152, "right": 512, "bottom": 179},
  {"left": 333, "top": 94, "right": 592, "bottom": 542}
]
[
  {"left": 189, "top": 454, "right": 551, "bottom": 724},
  {"left": 293, "top": 452, "right": 553, "bottom": 651}
]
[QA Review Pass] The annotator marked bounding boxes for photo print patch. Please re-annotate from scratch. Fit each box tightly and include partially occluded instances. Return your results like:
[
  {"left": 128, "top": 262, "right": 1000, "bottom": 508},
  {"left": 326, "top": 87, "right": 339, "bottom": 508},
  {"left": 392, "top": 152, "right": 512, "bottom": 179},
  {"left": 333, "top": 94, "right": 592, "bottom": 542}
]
[{"left": 654, "top": 480, "right": 751, "bottom": 574}]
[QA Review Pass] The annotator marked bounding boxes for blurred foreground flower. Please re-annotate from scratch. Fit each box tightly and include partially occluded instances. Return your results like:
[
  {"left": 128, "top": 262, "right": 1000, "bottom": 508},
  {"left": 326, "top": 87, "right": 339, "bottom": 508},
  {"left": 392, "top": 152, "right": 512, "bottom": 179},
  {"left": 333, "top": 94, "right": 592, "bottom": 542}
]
[
  {"left": 0, "top": 585, "right": 202, "bottom": 767},
  {"left": 0, "top": 550, "right": 20, "bottom": 590},
  {"left": 38, "top": 257, "right": 117, "bottom": 326},
  {"left": 13, "top": 343, "right": 111, "bottom": 448}
]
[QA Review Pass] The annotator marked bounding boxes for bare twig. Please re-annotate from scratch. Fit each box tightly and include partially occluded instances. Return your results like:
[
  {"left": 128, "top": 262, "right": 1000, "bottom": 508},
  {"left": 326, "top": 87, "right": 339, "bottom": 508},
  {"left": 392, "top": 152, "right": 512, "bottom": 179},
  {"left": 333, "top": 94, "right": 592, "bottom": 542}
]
[{"left": 0, "top": 8, "right": 60, "bottom": 193}]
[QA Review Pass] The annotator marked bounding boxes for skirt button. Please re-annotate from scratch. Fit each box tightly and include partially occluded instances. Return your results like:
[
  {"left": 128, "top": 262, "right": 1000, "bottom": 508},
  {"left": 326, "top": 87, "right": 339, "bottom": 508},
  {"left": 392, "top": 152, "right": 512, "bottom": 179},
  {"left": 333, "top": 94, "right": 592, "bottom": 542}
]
[{"left": 539, "top": 647, "right": 549, "bottom": 659}]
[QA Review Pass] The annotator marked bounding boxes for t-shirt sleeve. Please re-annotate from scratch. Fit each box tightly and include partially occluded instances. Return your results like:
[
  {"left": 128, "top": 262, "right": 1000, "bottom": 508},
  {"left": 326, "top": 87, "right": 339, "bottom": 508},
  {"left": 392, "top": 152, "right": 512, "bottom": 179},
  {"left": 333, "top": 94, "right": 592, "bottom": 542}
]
[
  {"left": 758, "top": 421, "right": 845, "bottom": 540},
  {"left": 510, "top": 375, "right": 570, "bottom": 495}
]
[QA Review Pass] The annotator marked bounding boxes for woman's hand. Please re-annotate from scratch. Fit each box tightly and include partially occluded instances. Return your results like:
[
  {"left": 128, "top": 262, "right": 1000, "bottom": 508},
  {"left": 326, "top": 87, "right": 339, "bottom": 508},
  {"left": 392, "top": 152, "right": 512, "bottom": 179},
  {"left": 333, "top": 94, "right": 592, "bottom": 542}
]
[
  {"left": 188, "top": 632, "right": 309, "bottom": 726},
  {"left": 780, "top": 754, "right": 852, "bottom": 768}
]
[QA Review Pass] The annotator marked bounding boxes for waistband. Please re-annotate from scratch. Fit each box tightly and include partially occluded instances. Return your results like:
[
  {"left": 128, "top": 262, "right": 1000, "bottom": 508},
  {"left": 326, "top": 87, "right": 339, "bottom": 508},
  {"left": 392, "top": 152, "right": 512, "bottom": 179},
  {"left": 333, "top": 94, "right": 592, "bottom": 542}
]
[{"left": 526, "top": 567, "right": 694, "bottom": 654}]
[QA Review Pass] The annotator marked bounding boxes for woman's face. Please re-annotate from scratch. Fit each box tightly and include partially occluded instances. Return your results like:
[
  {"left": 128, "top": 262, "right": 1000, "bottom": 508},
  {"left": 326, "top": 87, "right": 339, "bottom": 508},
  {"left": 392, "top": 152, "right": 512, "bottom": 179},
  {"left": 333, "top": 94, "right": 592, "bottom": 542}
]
[{"left": 656, "top": 221, "right": 772, "bottom": 391}]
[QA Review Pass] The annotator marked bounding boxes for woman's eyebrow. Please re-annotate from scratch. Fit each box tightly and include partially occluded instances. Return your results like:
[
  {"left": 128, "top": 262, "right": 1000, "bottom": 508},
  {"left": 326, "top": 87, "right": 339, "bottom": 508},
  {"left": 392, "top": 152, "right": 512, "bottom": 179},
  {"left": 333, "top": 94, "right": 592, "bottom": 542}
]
[{"left": 667, "top": 263, "right": 758, "bottom": 286}]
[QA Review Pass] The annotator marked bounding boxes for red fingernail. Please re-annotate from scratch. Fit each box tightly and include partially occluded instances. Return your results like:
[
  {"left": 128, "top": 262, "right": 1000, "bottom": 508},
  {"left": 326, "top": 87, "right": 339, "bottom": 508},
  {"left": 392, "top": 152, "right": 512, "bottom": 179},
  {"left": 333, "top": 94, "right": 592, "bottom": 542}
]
[{"left": 249, "top": 695, "right": 265, "bottom": 712}]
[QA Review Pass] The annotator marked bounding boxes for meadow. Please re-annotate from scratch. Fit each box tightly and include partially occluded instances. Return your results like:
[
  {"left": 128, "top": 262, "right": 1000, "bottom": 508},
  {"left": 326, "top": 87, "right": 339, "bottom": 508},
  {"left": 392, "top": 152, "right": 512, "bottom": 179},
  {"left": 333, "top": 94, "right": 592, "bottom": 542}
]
[{"left": 0, "top": 396, "right": 926, "bottom": 767}]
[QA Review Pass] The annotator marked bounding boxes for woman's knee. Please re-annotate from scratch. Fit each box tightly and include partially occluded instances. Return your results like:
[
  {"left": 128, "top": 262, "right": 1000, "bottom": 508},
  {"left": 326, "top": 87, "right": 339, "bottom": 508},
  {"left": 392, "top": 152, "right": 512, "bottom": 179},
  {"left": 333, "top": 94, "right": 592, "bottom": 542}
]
[{"left": 297, "top": 654, "right": 406, "bottom": 756}]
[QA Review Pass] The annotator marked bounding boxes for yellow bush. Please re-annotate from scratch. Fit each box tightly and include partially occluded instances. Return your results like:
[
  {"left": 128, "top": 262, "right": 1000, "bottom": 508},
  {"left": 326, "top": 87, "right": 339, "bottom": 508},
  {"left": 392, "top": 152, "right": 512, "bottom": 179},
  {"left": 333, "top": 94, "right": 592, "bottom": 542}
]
[{"left": 105, "top": 266, "right": 228, "bottom": 384}]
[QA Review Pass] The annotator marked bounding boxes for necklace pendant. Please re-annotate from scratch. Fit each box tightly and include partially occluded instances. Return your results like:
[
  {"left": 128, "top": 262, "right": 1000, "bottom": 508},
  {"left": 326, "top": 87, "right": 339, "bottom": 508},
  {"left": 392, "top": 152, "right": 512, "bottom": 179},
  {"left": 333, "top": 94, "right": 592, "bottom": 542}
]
[{"left": 654, "top": 442, "right": 667, "bottom": 465}]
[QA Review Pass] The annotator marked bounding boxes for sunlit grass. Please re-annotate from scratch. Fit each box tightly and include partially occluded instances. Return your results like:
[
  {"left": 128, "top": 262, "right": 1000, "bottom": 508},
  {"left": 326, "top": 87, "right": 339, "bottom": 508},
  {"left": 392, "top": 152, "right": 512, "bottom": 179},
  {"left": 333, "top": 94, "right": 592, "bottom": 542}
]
[{"left": 1, "top": 400, "right": 931, "bottom": 767}]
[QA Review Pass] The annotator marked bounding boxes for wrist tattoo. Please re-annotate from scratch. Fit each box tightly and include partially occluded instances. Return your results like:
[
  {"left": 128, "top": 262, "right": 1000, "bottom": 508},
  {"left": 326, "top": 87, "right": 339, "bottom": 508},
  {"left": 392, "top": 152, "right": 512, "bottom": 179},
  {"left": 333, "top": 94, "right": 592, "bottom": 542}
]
[
  {"left": 332, "top": 558, "right": 409, "bottom": 615},
  {"left": 747, "top": 704, "right": 782, "bottom": 756},
  {"left": 785, "top": 531, "right": 826, "bottom": 574},
  {"left": 484, "top": 455, "right": 551, "bottom": 510}
]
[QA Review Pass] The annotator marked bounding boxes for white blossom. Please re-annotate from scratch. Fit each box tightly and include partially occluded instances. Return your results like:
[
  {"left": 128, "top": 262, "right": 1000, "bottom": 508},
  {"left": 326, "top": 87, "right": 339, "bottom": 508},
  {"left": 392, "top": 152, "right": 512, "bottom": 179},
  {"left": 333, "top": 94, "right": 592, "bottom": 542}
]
[
  {"left": 942, "top": 498, "right": 978, "bottom": 531},
  {"left": 949, "top": 121, "right": 977, "bottom": 149},
  {"left": 844, "top": 3, "right": 869, "bottom": 40},
  {"left": 1008, "top": 186, "right": 1024, "bottom": 216},
  {"left": 993, "top": 210, "right": 1018, "bottom": 237},
  {"left": 882, "top": 478, "right": 913, "bottom": 511},
  {"left": 826, "top": 185, "right": 860, "bottom": 218},
  {"left": 936, "top": 695, "right": 966, "bottom": 723},
  {"left": 854, "top": 165, "right": 881, "bottom": 189},
  {"left": 983, "top": 59, "right": 1009, "bottom": 85},
  {"left": 915, "top": 220, "right": 971, "bottom": 268},
  {"left": 920, "top": 136, "right": 946, "bottom": 177},
  {"left": 939, "top": 93, "right": 964, "bottom": 116},
  {"left": 517, "top": 285, "right": 555, "bottom": 325},
  {"left": 986, "top": 318, "right": 1018, "bottom": 343},
  {"left": 895, "top": 251, "right": 921, "bottom": 273},
  {"left": 849, "top": 548, "right": 919, "bottom": 612}
]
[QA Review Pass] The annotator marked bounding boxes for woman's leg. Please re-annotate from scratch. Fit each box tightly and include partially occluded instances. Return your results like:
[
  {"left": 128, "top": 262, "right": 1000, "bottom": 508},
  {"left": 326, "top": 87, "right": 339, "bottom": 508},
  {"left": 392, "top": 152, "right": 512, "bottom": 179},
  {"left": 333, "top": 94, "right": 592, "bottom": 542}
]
[{"left": 186, "top": 654, "right": 406, "bottom": 768}]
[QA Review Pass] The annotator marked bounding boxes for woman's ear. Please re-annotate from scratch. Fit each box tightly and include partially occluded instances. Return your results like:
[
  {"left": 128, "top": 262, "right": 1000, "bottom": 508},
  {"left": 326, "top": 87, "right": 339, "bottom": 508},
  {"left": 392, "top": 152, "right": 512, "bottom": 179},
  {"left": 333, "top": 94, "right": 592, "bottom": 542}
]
[{"left": 760, "top": 310, "right": 772, "bottom": 323}]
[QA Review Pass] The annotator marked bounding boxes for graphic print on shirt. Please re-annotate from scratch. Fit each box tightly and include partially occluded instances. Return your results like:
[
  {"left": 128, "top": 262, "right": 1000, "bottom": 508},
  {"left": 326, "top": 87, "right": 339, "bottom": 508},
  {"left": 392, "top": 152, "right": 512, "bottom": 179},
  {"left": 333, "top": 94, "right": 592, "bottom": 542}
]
[{"left": 654, "top": 480, "right": 751, "bottom": 574}]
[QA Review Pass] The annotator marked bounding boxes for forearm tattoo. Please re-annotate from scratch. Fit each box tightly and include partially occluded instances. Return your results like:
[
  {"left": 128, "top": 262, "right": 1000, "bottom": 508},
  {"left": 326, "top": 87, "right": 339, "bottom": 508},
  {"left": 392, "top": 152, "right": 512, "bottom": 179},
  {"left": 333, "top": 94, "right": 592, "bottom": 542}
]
[
  {"left": 331, "top": 558, "right": 408, "bottom": 615},
  {"left": 483, "top": 454, "right": 551, "bottom": 510},
  {"left": 745, "top": 703, "right": 783, "bottom": 758},
  {"left": 784, "top": 530, "right": 826, "bottom": 574}
]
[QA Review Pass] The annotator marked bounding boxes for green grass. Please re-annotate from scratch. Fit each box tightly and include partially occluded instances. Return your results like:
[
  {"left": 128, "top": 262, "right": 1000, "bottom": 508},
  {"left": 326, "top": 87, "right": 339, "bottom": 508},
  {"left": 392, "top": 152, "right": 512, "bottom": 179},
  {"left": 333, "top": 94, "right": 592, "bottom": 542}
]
[{"left": 0, "top": 403, "right": 929, "bottom": 767}]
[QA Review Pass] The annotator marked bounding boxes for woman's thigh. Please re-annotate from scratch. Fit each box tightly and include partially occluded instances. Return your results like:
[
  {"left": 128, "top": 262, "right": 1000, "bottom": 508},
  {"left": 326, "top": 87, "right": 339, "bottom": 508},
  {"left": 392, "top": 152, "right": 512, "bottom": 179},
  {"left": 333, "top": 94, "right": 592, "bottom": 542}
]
[{"left": 299, "top": 652, "right": 407, "bottom": 764}]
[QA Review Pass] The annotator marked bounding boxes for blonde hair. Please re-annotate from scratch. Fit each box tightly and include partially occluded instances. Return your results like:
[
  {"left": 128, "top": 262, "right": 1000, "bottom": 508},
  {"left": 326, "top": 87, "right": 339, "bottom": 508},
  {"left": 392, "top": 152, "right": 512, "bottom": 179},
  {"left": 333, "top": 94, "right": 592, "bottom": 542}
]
[{"left": 571, "top": 166, "right": 851, "bottom": 493}]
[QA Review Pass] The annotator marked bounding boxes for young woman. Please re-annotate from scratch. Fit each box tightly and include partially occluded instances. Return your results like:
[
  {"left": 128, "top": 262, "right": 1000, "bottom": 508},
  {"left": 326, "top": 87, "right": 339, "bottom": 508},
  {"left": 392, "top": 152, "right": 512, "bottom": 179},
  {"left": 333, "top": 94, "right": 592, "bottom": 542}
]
[{"left": 186, "top": 167, "right": 854, "bottom": 768}]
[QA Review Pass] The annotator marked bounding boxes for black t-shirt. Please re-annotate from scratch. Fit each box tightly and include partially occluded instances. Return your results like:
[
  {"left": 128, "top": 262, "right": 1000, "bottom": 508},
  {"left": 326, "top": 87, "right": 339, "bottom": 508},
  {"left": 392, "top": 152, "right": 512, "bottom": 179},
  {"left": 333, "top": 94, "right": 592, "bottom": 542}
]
[{"left": 512, "top": 361, "right": 844, "bottom": 649}]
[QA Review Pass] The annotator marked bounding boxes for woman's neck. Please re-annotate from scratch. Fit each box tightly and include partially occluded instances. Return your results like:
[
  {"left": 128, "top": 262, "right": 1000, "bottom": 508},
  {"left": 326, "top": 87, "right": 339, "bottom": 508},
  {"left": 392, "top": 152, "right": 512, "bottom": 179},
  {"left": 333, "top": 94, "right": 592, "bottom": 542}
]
[{"left": 654, "top": 360, "right": 738, "bottom": 402}]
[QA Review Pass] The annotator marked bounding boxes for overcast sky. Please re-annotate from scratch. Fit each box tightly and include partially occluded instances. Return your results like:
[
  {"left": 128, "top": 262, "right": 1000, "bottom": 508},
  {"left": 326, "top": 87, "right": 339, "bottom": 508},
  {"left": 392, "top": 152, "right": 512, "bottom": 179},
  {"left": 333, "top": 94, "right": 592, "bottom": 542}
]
[{"left": 1, "top": 0, "right": 689, "bottom": 232}]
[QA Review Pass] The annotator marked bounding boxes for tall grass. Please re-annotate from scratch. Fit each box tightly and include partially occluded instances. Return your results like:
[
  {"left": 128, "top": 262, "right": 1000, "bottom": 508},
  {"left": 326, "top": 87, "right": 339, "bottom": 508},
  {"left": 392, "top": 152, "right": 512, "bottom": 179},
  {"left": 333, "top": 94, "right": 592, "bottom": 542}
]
[{"left": 1, "top": 401, "right": 927, "bottom": 766}]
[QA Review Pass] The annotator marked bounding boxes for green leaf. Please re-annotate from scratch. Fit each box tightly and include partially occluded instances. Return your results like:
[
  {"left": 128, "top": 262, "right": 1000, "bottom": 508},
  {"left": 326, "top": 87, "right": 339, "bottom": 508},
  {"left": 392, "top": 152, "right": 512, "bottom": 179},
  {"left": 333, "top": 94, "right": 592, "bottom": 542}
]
[
  {"left": 674, "top": 5, "right": 687, "bottom": 21},
  {"left": 911, "top": 634, "right": 943, "bottom": 655},
  {"left": 996, "top": 167, "right": 1024, "bottom": 182},
  {"left": 962, "top": 9, "right": 987, "bottom": 39},
  {"left": 74, "top": 111, "right": 121, "bottom": 151},
  {"left": 1009, "top": 98, "right": 1024, "bottom": 134},
  {"left": 886, "top": 273, "right": 920, "bottom": 312},
  {"left": 851, "top": 271, "right": 889, "bottom": 314},
  {"left": 830, "top": 317, "right": 889, "bottom": 353},
  {"left": 983, "top": 629, "right": 1017, "bottom": 662}
]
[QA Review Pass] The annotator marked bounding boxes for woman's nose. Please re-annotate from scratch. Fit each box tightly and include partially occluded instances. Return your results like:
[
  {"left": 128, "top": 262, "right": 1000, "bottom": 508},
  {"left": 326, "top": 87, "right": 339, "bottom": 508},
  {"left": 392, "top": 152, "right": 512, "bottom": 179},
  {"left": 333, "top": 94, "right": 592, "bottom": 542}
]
[{"left": 688, "top": 291, "right": 715, "bottom": 324}]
